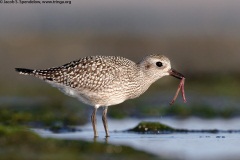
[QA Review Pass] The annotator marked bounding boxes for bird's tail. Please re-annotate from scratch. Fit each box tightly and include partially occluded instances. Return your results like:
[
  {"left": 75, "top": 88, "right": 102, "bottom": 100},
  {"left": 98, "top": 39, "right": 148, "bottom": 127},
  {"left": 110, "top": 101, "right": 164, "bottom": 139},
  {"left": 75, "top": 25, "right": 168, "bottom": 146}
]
[
  {"left": 15, "top": 68, "right": 57, "bottom": 82},
  {"left": 15, "top": 68, "right": 35, "bottom": 75}
]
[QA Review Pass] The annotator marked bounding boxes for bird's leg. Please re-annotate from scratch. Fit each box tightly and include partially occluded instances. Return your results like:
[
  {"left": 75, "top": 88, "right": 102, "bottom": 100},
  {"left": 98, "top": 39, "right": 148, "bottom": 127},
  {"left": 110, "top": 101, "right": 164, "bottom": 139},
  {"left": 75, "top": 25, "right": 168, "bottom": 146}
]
[
  {"left": 102, "top": 106, "right": 110, "bottom": 137},
  {"left": 91, "top": 107, "right": 98, "bottom": 137}
]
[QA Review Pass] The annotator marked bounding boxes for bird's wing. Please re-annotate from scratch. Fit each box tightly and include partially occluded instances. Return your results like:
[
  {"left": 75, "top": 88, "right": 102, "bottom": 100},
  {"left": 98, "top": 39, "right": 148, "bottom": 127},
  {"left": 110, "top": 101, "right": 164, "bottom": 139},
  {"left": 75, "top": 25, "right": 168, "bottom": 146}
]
[{"left": 34, "top": 56, "right": 130, "bottom": 91}]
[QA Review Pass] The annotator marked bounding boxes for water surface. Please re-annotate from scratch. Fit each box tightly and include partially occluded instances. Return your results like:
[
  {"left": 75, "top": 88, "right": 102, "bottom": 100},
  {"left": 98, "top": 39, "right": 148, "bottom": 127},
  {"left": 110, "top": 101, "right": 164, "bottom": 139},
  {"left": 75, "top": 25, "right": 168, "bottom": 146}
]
[{"left": 34, "top": 117, "right": 240, "bottom": 160}]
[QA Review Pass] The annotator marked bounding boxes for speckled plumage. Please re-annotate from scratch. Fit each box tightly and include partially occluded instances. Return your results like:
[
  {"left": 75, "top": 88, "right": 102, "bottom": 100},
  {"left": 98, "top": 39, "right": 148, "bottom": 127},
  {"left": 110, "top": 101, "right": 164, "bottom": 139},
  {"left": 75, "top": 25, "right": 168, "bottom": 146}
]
[{"left": 16, "top": 54, "right": 183, "bottom": 137}]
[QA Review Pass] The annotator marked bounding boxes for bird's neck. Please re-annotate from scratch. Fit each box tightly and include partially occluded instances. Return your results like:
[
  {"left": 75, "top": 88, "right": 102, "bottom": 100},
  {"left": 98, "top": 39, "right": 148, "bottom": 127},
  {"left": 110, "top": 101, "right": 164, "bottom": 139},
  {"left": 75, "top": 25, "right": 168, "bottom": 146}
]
[{"left": 127, "top": 68, "right": 158, "bottom": 99}]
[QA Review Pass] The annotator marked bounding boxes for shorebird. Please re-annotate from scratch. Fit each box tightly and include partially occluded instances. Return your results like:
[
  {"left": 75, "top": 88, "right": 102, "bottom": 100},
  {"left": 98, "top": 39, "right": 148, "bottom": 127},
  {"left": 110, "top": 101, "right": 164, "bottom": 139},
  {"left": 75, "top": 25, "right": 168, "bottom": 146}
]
[{"left": 15, "top": 55, "right": 186, "bottom": 137}]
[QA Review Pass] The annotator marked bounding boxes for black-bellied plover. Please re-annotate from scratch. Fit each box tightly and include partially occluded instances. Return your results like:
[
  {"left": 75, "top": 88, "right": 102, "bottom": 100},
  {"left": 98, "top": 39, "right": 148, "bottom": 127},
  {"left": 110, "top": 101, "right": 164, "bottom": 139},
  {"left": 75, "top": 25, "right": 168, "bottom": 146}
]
[{"left": 15, "top": 55, "right": 186, "bottom": 137}]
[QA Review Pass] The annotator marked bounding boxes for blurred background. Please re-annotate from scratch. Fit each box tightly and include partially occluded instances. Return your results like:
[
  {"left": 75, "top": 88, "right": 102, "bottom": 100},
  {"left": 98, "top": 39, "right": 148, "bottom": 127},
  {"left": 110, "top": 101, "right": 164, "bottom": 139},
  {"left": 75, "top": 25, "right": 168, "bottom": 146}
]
[
  {"left": 1, "top": 0, "right": 240, "bottom": 159},
  {"left": 1, "top": 0, "right": 240, "bottom": 121}
]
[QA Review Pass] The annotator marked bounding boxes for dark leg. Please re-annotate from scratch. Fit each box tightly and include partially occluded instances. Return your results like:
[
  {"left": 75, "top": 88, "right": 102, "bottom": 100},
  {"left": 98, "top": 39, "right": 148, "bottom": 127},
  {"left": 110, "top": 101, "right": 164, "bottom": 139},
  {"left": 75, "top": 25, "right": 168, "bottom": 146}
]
[
  {"left": 102, "top": 106, "right": 109, "bottom": 137},
  {"left": 91, "top": 107, "right": 98, "bottom": 137}
]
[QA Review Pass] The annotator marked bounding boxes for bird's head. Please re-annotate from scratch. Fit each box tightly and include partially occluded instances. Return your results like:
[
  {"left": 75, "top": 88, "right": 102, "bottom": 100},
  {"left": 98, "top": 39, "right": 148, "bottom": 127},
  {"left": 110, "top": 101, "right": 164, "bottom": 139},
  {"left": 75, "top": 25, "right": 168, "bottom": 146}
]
[
  {"left": 139, "top": 54, "right": 184, "bottom": 80},
  {"left": 138, "top": 54, "right": 186, "bottom": 104}
]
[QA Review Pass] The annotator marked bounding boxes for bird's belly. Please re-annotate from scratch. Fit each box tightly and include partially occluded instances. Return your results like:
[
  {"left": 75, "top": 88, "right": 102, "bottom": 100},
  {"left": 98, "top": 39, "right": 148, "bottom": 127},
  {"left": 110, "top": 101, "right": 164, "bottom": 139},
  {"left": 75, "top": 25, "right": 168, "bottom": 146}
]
[
  {"left": 75, "top": 90, "right": 127, "bottom": 107},
  {"left": 47, "top": 81, "right": 127, "bottom": 106}
]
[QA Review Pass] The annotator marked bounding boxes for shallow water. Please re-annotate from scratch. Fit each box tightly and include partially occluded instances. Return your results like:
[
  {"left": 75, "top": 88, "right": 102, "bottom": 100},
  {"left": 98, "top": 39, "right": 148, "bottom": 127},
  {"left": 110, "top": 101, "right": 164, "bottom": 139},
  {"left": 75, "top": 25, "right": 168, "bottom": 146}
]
[{"left": 34, "top": 117, "right": 240, "bottom": 160}]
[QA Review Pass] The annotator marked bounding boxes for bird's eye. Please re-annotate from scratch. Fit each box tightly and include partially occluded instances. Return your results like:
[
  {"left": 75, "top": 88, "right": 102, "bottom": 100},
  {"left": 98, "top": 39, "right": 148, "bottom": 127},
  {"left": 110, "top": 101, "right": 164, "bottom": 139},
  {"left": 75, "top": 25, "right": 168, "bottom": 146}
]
[{"left": 156, "top": 62, "right": 163, "bottom": 67}]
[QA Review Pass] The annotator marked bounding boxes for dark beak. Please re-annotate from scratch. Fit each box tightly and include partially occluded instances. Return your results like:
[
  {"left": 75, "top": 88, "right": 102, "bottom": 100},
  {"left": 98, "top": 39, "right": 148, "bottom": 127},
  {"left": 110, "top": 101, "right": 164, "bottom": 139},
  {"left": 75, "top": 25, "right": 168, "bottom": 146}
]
[{"left": 168, "top": 69, "right": 185, "bottom": 79}]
